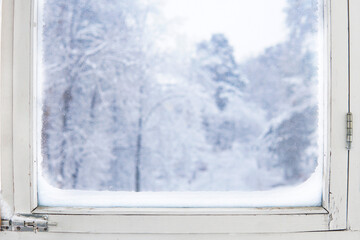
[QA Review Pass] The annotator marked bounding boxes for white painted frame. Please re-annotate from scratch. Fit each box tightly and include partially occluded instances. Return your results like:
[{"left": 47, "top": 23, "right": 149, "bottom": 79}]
[
  {"left": 348, "top": 0, "right": 360, "bottom": 232},
  {"left": 1, "top": 0, "right": 358, "bottom": 238}
]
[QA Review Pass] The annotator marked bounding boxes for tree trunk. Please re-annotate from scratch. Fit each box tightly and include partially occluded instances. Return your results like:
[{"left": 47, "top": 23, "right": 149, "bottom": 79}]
[
  {"left": 135, "top": 86, "right": 144, "bottom": 192},
  {"left": 135, "top": 116, "right": 143, "bottom": 192}
]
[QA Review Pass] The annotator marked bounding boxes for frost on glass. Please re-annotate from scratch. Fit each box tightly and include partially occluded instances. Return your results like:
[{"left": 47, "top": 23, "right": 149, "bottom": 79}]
[{"left": 37, "top": 0, "right": 325, "bottom": 206}]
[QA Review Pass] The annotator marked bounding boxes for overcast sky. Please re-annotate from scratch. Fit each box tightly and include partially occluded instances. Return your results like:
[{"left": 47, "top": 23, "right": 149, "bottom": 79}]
[{"left": 150, "top": 0, "right": 288, "bottom": 61}]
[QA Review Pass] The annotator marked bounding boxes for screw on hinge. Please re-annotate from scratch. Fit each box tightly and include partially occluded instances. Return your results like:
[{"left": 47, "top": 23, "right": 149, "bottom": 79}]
[
  {"left": 1, "top": 215, "right": 54, "bottom": 232},
  {"left": 347, "top": 112, "right": 353, "bottom": 150}
]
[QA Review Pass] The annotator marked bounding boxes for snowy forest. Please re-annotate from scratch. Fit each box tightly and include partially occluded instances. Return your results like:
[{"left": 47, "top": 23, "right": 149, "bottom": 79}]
[{"left": 40, "top": 0, "right": 322, "bottom": 192}]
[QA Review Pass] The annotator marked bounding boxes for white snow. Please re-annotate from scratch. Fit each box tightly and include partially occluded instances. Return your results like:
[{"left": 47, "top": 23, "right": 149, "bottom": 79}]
[
  {"left": 38, "top": 165, "right": 322, "bottom": 207},
  {"left": 0, "top": 193, "right": 13, "bottom": 219}
]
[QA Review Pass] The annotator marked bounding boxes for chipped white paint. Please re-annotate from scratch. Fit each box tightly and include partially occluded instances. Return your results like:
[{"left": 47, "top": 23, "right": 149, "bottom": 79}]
[{"left": 326, "top": 0, "right": 350, "bottom": 230}]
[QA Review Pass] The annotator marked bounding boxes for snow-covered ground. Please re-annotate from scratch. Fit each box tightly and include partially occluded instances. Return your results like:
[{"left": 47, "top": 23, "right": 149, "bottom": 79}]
[{"left": 38, "top": 165, "right": 322, "bottom": 207}]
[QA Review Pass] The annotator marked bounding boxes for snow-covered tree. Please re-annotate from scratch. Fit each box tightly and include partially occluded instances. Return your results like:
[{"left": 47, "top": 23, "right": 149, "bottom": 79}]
[
  {"left": 243, "top": 0, "right": 321, "bottom": 188},
  {"left": 41, "top": 0, "right": 153, "bottom": 190},
  {"left": 195, "top": 34, "right": 246, "bottom": 111}
]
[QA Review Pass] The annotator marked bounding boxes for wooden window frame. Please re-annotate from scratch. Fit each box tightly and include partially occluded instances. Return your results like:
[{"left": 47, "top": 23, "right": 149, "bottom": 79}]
[{"left": 1, "top": 0, "right": 359, "bottom": 238}]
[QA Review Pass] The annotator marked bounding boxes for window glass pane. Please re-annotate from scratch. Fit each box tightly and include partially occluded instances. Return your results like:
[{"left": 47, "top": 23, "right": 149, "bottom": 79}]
[{"left": 36, "top": 0, "right": 325, "bottom": 207}]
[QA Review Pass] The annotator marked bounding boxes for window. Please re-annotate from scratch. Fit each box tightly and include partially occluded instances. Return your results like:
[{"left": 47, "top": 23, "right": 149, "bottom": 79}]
[
  {"left": 37, "top": 0, "right": 324, "bottom": 208},
  {"left": 1, "top": 0, "right": 359, "bottom": 239}
]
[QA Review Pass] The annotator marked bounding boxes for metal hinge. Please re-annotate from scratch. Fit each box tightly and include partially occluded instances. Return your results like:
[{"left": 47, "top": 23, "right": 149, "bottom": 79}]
[
  {"left": 347, "top": 112, "right": 353, "bottom": 150},
  {"left": 1, "top": 214, "right": 56, "bottom": 233}
]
